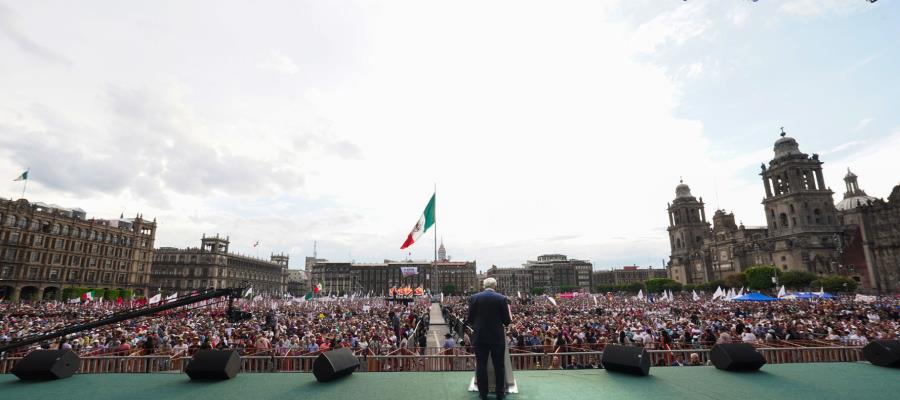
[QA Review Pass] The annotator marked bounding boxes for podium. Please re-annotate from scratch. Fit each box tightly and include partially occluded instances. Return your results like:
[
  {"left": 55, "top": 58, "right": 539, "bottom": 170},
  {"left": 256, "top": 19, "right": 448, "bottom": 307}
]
[{"left": 468, "top": 345, "right": 518, "bottom": 394}]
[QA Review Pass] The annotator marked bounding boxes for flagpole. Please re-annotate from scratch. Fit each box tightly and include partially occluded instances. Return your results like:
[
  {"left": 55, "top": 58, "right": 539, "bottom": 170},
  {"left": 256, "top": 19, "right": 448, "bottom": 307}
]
[
  {"left": 433, "top": 183, "right": 437, "bottom": 264},
  {"left": 20, "top": 167, "right": 29, "bottom": 200}
]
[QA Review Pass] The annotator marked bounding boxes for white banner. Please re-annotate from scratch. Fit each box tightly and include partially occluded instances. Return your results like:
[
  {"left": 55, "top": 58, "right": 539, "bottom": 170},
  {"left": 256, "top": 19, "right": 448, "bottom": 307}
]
[{"left": 400, "top": 266, "right": 418, "bottom": 277}]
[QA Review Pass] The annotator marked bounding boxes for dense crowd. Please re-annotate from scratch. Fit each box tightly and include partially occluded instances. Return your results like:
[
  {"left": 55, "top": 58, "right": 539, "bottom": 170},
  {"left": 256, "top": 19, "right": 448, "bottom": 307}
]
[
  {"left": 0, "top": 297, "right": 431, "bottom": 358},
  {"left": 2, "top": 292, "right": 899, "bottom": 364},
  {"left": 441, "top": 293, "right": 900, "bottom": 353}
]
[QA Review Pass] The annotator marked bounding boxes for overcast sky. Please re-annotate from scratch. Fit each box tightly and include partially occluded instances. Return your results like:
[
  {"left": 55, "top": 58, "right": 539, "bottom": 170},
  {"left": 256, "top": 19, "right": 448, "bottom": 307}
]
[{"left": 2, "top": 1, "right": 898, "bottom": 271}]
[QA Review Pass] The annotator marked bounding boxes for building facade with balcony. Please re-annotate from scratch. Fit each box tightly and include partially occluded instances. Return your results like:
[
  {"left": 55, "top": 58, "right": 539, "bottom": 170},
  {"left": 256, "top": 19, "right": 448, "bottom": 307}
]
[
  {"left": 150, "top": 234, "right": 288, "bottom": 294},
  {"left": 523, "top": 254, "right": 593, "bottom": 294},
  {"left": 0, "top": 198, "right": 156, "bottom": 300},
  {"left": 308, "top": 259, "right": 477, "bottom": 295},
  {"left": 485, "top": 265, "right": 532, "bottom": 295},
  {"left": 593, "top": 265, "right": 668, "bottom": 287}
]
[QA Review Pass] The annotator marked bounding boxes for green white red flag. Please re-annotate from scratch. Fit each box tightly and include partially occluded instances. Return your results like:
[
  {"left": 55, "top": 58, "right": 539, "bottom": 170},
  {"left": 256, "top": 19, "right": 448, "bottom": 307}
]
[{"left": 400, "top": 193, "right": 435, "bottom": 250}]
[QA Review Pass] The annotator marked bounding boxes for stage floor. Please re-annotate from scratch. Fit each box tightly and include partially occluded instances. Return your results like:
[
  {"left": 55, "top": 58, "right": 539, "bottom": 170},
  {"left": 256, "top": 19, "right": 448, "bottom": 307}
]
[{"left": 2, "top": 362, "right": 897, "bottom": 400}]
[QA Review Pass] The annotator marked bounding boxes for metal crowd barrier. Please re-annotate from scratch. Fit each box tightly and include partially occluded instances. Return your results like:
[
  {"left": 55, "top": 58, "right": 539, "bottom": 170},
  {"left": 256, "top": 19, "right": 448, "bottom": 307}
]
[{"left": 0, "top": 346, "right": 866, "bottom": 374}]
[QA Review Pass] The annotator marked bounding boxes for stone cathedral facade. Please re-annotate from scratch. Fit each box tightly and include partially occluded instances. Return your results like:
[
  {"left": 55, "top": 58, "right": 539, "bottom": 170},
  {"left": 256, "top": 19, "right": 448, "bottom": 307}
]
[{"left": 667, "top": 131, "right": 900, "bottom": 292}]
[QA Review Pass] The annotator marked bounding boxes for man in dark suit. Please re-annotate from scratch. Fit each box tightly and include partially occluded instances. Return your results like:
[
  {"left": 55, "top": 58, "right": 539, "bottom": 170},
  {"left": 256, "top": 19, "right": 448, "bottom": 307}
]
[{"left": 466, "top": 278, "right": 512, "bottom": 400}]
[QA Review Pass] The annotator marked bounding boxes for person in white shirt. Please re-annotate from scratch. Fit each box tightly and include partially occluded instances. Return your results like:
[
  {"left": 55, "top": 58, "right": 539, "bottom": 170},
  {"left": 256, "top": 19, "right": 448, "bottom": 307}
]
[
  {"left": 717, "top": 330, "right": 732, "bottom": 344},
  {"left": 741, "top": 328, "right": 758, "bottom": 344}
]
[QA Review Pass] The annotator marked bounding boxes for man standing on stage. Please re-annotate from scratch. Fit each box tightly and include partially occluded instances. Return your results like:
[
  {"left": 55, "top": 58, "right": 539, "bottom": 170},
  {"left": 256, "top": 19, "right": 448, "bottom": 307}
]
[{"left": 466, "top": 277, "right": 512, "bottom": 400}]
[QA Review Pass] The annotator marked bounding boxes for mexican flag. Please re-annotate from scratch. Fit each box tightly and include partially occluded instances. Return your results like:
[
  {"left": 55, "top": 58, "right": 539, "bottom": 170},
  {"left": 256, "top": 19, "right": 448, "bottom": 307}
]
[
  {"left": 304, "top": 291, "right": 314, "bottom": 301},
  {"left": 13, "top": 169, "right": 28, "bottom": 181},
  {"left": 81, "top": 291, "right": 94, "bottom": 301},
  {"left": 313, "top": 283, "right": 322, "bottom": 294},
  {"left": 400, "top": 193, "right": 435, "bottom": 250}
]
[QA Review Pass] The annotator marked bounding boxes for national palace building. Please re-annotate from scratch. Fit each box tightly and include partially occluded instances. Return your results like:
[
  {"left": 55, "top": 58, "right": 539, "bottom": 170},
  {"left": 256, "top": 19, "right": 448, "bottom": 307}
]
[
  {"left": 667, "top": 130, "right": 900, "bottom": 292},
  {"left": 307, "top": 241, "right": 477, "bottom": 295},
  {"left": 150, "top": 234, "right": 289, "bottom": 295},
  {"left": 0, "top": 198, "right": 156, "bottom": 300}
]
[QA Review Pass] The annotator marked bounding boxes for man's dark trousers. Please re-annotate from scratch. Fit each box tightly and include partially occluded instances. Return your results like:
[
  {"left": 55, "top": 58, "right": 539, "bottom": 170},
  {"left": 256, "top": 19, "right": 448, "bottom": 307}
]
[{"left": 475, "top": 342, "right": 506, "bottom": 398}]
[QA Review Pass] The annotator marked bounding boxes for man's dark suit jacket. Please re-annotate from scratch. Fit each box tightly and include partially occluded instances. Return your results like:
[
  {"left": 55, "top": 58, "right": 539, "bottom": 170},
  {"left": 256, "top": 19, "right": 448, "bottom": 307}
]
[{"left": 466, "top": 289, "right": 512, "bottom": 345}]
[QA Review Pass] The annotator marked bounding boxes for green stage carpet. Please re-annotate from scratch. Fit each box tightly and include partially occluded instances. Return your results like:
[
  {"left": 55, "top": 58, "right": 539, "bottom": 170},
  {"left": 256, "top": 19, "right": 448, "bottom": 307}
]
[{"left": 2, "top": 363, "right": 897, "bottom": 400}]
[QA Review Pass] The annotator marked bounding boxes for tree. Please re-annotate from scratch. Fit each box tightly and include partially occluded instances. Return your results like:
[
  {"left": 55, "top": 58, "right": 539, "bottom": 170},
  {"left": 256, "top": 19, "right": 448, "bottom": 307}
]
[
  {"left": 624, "top": 281, "right": 646, "bottom": 294},
  {"left": 744, "top": 265, "right": 779, "bottom": 290},
  {"left": 723, "top": 273, "right": 747, "bottom": 289},
  {"left": 644, "top": 278, "right": 682, "bottom": 293},
  {"left": 91, "top": 288, "right": 106, "bottom": 300},
  {"left": 595, "top": 284, "right": 617, "bottom": 293},
  {"left": 442, "top": 284, "right": 458, "bottom": 295},
  {"left": 811, "top": 275, "right": 858, "bottom": 293},
  {"left": 779, "top": 270, "right": 817, "bottom": 289},
  {"left": 559, "top": 285, "right": 580, "bottom": 293},
  {"left": 698, "top": 280, "right": 725, "bottom": 292},
  {"left": 530, "top": 287, "right": 546, "bottom": 296}
]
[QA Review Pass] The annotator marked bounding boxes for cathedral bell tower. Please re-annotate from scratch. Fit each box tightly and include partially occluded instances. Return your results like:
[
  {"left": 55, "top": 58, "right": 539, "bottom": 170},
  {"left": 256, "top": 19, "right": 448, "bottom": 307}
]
[
  {"left": 759, "top": 129, "right": 842, "bottom": 274},
  {"left": 667, "top": 180, "right": 711, "bottom": 284}
]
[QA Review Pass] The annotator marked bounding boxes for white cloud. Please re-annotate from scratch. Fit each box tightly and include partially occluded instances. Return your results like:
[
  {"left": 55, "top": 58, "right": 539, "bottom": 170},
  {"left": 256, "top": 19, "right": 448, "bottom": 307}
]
[
  {"left": 258, "top": 49, "right": 300, "bottom": 75},
  {"left": 780, "top": 0, "right": 868, "bottom": 18},
  {"left": 854, "top": 118, "right": 873, "bottom": 131}
]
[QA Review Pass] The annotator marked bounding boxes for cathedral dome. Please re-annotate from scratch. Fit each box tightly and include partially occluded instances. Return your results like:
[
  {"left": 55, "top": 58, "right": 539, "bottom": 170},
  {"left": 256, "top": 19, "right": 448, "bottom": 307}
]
[
  {"left": 837, "top": 168, "right": 877, "bottom": 211},
  {"left": 836, "top": 195, "right": 878, "bottom": 211},
  {"left": 773, "top": 130, "right": 802, "bottom": 159},
  {"left": 675, "top": 180, "right": 693, "bottom": 199}
]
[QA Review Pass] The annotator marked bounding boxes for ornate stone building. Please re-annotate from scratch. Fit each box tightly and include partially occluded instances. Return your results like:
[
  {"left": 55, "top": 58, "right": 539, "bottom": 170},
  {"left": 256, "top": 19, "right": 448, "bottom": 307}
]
[
  {"left": 593, "top": 265, "right": 668, "bottom": 287},
  {"left": 287, "top": 269, "right": 309, "bottom": 297},
  {"left": 837, "top": 172, "right": 900, "bottom": 293},
  {"left": 666, "top": 181, "right": 712, "bottom": 284},
  {"left": 522, "top": 254, "right": 593, "bottom": 293},
  {"left": 760, "top": 131, "right": 845, "bottom": 275},
  {"left": 485, "top": 265, "right": 532, "bottom": 295},
  {"left": 150, "top": 234, "right": 289, "bottom": 294},
  {"left": 308, "top": 259, "right": 477, "bottom": 295},
  {"left": 666, "top": 131, "right": 890, "bottom": 290},
  {"left": 0, "top": 198, "right": 156, "bottom": 300}
]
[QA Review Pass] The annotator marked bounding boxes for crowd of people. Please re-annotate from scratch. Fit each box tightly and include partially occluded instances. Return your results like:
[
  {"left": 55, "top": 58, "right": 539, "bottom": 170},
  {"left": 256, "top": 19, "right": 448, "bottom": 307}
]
[
  {"left": 2, "top": 291, "right": 898, "bottom": 369},
  {"left": 0, "top": 297, "right": 431, "bottom": 359},
  {"left": 441, "top": 292, "right": 900, "bottom": 355}
]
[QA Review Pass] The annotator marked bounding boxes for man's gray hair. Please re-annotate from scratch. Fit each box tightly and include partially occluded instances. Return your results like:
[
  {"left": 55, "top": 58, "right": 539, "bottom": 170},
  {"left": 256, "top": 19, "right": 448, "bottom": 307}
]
[{"left": 483, "top": 277, "right": 497, "bottom": 289}]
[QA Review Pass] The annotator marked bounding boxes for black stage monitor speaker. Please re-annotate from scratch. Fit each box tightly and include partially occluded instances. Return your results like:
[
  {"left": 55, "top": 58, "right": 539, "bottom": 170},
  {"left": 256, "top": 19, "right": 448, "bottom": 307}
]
[
  {"left": 313, "top": 348, "right": 360, "bottom": 382},
  {"left": 710, "top": 343, "right": 766, "bottom": 372},
  {"left": 11, "top": 349, "right": 80, "bottom": 380},
  {"left": 863, "top": 340, "right": 900, "bottom": 368},
  {"left": 184, "top": 349, "right": 241, "bottom": 380},
  {"left": 601, "top": 345, "right": 650, "bottom": 376}
]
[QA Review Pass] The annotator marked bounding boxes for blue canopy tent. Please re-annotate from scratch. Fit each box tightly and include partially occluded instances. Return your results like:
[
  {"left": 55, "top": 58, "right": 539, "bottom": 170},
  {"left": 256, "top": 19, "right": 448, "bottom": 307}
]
[
  {"left": 732, "top": 292, "right": 779, "bottom": 302},
  {"left": 791, "top": 292, "right": 836, "bottom": 299}
]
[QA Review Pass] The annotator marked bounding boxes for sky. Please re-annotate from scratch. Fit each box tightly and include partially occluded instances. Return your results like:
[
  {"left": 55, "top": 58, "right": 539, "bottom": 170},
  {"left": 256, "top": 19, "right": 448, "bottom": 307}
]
[{"left": 1, "top": 1, "right": 898, "bottom": 272}]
